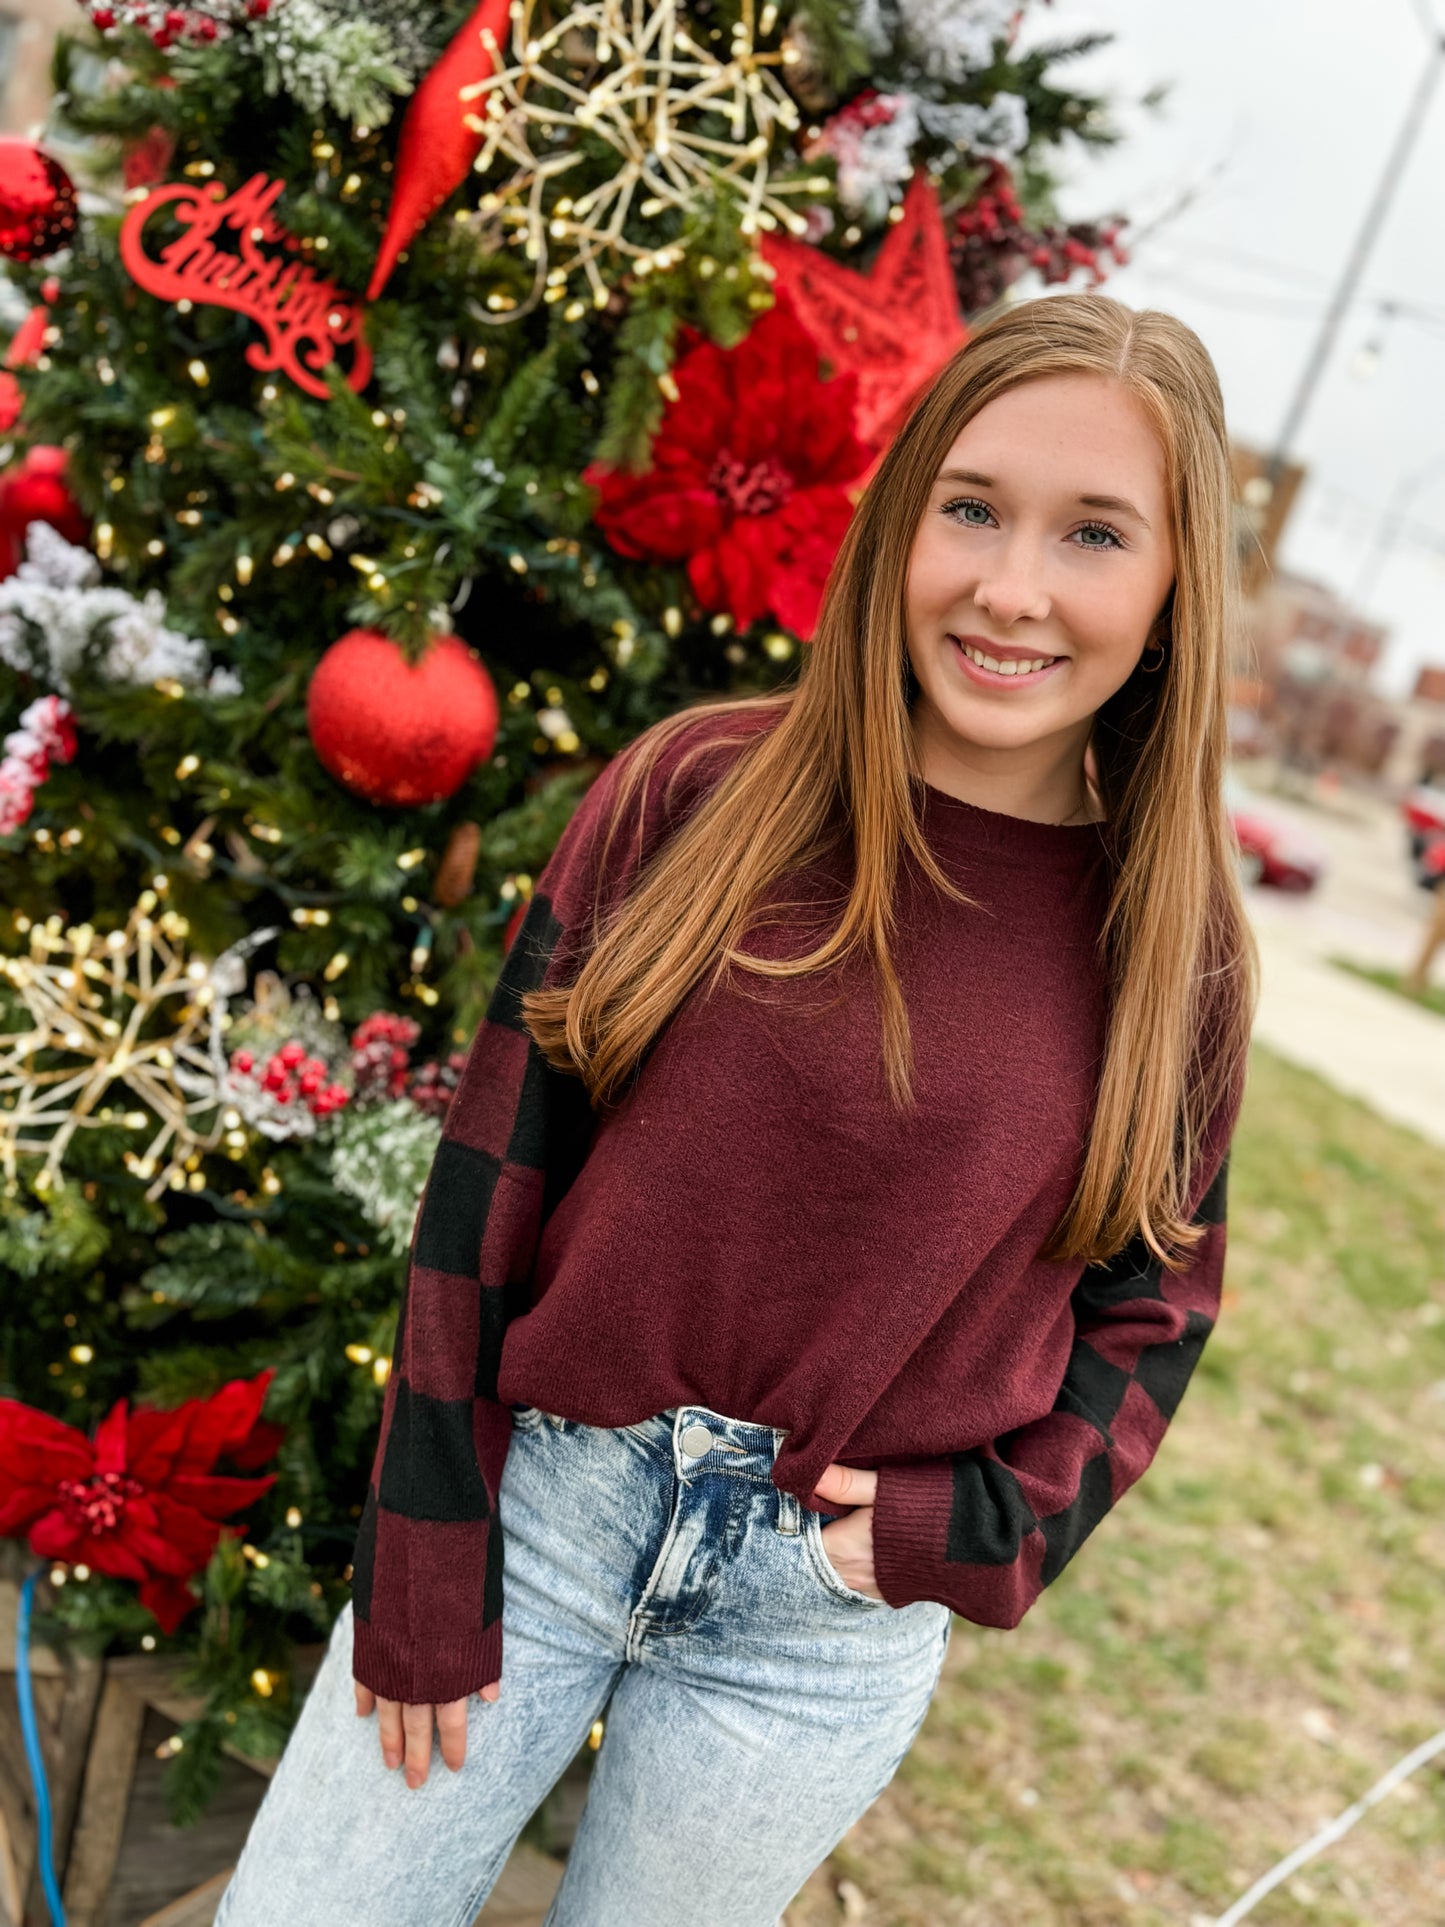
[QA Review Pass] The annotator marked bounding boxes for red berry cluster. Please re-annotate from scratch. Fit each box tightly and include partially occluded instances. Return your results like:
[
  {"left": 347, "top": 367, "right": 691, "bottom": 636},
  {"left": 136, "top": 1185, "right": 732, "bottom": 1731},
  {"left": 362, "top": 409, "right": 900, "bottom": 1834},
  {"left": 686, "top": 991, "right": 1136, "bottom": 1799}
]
[
  {"left": 84, "top": 2, "right": 271, "bottom": 47},
  {"left": 230, "top": 1041, "right": 350, "bottom": 1116},
  {"left": 408, "top": 1052, "right": 469, "bottom": 1120},
  {"left": 350, "top": 1013, "right": 422, "bottom": 1103},
  {"left": 949, "top": 161, "right": 1129, "bottom": 316}
]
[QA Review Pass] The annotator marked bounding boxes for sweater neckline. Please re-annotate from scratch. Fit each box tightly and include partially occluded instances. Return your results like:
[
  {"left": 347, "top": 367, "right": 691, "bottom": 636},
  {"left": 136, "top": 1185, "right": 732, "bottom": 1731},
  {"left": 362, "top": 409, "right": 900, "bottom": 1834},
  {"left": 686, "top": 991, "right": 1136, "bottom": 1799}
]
[{"left": 913, "top": 775, "right": 1109, "bottom": 865}]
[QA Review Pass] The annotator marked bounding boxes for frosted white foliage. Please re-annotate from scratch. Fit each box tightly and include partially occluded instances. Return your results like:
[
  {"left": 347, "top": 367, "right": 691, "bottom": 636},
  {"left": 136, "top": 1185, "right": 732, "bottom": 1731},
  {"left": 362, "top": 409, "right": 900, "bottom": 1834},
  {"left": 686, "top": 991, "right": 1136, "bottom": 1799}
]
[
  {"left": 834, "top": 94, "right": 920, "bottom": 220},
  {"left": 918, "top": 91, "right": 1030, "bottom": 159},
  {"left": 329, "top": 1098, "right": 442, "bottom": 1253},
  {"left": 899, "top": 0, "right": 1018, "bottom": 81},
  {"left": 246, "top": 0, "right": 414, "bottom": 125},
  {"left": 0, "top": 522, "right": 218, "bottom": 695},
  {"left": 0, "top": 274, "right": 31, "bottom": 336}
]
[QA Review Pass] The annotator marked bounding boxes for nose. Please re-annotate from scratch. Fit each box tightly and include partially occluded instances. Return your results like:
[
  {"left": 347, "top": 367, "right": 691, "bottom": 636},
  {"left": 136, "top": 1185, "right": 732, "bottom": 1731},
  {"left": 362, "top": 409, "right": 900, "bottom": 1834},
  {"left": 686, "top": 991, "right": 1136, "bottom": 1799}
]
[{"left": 971, "top": 546, "right": 1052, "bottom": 628}]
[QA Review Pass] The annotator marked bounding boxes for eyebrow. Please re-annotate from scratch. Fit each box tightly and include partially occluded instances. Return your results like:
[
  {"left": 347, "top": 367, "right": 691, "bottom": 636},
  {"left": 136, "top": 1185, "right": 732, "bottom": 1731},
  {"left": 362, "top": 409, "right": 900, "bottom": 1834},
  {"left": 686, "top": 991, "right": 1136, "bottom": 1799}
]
[{"left": 936, "top": 467, "right": 1153, "bottom": 532}]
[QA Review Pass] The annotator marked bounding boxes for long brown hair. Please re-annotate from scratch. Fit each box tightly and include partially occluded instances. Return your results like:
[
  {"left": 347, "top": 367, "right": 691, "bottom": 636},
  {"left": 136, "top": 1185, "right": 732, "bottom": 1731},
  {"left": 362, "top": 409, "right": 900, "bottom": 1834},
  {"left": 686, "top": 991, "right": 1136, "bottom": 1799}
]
[{"left": 524, "top": 291, "right": 1259, "bottom": 1268}]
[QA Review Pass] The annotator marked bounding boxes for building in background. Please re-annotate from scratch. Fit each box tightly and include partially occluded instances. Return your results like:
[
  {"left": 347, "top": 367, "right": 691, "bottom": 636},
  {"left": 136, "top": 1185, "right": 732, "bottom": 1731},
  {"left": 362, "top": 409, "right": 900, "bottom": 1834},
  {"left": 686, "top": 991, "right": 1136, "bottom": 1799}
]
[
  {"left": 0, "top": 1, "right": 73, "bottom": 136},
  {"left": 1231, "top": 439, "right": 1308, "bottom": 600},
  {"left": 1224, "top": 438, "right": 1445, "bottom": 793}
]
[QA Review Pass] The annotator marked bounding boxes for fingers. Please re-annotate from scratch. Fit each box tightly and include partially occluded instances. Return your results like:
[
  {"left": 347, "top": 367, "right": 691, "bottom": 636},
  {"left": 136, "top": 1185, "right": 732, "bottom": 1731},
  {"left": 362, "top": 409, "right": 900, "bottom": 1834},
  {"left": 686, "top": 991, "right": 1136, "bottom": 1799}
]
[
  {"left": 360, "top": 1683, "right": 504, "bottom": 1789},
  {"left": 375, "top": 1695, "right": 406, "bottom": 1773},
  {"left": 815, "top": 1462, "right": 879, "bottom": 1507},
  {"left": 401, "top": 1700, "right": 434, "bottom": 1787},
  {"left": 434, "top": 1696, "right": 470, "bottom": 1773},
  {"left": 820, "top": 1505, "right": 882, "bottom": 1597}
]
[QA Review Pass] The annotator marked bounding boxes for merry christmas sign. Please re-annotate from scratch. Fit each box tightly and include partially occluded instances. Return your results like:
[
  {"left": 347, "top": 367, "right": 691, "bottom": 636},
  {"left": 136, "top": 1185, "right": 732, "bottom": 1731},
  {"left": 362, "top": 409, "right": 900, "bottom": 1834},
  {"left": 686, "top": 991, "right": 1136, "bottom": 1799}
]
[{"left": 118, "top": 172, "right": 372, "bottom": 399}]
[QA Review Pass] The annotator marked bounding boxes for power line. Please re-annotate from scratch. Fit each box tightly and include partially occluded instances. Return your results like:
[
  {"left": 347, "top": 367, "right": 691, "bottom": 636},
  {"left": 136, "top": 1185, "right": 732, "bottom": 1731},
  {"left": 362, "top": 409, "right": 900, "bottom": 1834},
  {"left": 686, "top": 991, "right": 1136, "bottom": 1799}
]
[
  {"left": 1142, "top": 234, "right": 1445, "bottom": 328},
  {"left": 1267, "top": 34, "right": 1445, "bottom": 484},
  {"left": 1118, "top": 258, "right": 1445, "bottom": 343}
]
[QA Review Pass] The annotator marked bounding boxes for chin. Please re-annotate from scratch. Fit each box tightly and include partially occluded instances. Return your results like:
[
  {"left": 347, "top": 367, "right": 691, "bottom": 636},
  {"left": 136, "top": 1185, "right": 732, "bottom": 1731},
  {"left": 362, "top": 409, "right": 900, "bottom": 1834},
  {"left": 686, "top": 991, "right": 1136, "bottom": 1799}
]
[{"left": 932, "top": 694, "right": 1062, "bottom": 752}]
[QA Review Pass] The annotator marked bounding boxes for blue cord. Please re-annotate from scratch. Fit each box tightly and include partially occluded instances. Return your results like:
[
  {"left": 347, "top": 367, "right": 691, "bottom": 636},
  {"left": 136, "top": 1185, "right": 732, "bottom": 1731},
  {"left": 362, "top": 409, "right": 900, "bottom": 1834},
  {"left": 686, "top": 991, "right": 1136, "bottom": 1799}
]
[{"left": 16, "top": 1566, "right": 68, "bottom": 1927}]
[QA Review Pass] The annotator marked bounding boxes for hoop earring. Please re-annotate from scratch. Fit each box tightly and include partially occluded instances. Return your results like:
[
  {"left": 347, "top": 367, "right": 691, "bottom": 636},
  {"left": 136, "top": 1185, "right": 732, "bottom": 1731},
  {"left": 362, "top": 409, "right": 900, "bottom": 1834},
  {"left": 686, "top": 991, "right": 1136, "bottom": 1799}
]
[{"left": 1139, "top": 636, "right": 1168, "bottom": 674}]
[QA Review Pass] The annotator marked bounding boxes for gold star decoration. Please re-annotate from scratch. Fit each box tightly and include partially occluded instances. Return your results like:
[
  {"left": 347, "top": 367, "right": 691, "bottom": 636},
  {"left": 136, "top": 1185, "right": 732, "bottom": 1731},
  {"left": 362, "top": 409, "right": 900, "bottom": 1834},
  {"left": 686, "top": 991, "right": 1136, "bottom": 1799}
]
[
  {"left": 0, "top": 894, "right": 239, "bottom": 1202},
  {"left": 459, "top": 0, "right": 828, "bottom": 314}
]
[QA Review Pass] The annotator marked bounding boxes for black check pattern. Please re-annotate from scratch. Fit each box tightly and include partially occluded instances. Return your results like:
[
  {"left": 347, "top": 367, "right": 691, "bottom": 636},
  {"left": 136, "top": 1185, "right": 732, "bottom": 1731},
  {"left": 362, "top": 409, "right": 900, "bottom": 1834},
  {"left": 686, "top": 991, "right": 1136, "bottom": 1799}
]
[
  {"left": 347, "top": 881, "right": 596, "bottom": 1704},
  {"left": 945, "top": 1152, "right": 1230, "bottom": 1581}
]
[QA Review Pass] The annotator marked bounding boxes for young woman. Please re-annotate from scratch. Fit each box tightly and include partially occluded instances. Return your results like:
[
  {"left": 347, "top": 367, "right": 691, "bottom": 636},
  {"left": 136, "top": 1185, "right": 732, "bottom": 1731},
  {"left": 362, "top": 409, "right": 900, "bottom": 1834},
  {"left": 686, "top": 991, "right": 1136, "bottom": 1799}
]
[{"left": 216, "top": 291, "right": 1257, "bottom": 1927}]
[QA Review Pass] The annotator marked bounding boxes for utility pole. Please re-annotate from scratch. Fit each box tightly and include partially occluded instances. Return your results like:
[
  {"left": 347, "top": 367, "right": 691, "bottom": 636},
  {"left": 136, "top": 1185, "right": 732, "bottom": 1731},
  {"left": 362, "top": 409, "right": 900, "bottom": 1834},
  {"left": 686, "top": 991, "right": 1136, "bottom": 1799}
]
[
  {"left": 1350, "top": 448, "right": 1445, "bottom": 602},
  {"left": 1264, "top": 29, "right": 1445, "bottom": 494}
]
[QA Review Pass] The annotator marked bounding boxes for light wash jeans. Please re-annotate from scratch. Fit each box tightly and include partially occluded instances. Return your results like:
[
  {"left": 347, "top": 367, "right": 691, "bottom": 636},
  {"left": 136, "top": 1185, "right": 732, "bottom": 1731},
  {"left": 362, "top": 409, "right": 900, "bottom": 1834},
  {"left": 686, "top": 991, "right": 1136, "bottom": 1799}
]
[{"left": 213, "top": 1402, "right": 953, "bottom": 1927}]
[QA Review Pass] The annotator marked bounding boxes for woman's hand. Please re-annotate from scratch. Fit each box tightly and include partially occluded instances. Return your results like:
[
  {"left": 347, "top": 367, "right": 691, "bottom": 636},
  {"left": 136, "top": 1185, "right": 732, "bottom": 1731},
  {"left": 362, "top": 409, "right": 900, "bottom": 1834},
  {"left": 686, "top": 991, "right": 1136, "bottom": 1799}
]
[
  {"left": 353, "top": 1677, "right": 499, "bottom": 1790},
  {"left": 811, "top": 1462, "right": 884, "bottom": 1601}
]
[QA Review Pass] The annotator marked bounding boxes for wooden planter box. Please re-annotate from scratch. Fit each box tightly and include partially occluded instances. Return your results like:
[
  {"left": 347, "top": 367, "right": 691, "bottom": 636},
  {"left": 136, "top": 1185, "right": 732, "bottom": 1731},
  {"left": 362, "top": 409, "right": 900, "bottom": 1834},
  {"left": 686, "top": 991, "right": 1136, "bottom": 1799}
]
[{"left": 0, "top": 1558, "right": 578, "bottom": 1926}]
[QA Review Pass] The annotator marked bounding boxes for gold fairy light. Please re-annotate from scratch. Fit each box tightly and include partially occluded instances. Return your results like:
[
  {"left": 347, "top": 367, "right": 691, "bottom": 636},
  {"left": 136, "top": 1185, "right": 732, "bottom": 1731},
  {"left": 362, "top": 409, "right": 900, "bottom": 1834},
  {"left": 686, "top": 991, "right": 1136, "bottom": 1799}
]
[
  {"left": 459, "top": 0, "right": 823, "bottom": 313},
  {"left": 0, "top": 904, "right": 234, "bottom": 1201}
]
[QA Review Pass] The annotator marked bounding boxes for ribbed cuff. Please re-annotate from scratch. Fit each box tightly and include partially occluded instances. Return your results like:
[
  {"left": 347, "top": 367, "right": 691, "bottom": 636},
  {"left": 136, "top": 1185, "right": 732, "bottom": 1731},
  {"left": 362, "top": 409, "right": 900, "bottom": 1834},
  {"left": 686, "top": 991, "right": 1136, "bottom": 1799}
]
[
  {"left": 870, "top": 1460, "right": 955, "bottom": 1610},
  {"left": 351, "top": 1615, "right": 504, "bottom": 1706}
]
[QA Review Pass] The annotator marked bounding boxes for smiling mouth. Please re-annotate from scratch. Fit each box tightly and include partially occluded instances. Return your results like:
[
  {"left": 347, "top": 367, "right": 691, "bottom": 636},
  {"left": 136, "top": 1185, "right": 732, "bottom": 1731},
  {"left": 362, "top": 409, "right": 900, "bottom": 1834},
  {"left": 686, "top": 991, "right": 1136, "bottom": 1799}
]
[{"left": 950, "top": 636, "right": 1063, "bottom": 679}]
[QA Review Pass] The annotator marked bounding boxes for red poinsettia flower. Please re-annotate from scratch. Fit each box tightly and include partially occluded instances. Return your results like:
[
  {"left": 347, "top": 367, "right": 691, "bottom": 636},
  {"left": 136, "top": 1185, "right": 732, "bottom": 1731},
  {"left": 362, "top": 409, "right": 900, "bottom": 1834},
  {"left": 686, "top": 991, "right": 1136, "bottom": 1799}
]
[
  {"left": 0, "top": 1368, "right": 285, "bottom": 1635},
  {"left": 582, "top": 290, "right": 871, "bottom": 639}
]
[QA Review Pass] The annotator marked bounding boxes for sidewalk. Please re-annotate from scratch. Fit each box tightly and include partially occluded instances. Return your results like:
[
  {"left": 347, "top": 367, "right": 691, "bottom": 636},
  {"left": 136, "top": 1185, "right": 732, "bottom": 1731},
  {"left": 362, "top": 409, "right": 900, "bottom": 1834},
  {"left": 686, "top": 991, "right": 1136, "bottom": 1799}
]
[{"left": 1249, "top": 919, "right": 1445, "bottom": 1150}]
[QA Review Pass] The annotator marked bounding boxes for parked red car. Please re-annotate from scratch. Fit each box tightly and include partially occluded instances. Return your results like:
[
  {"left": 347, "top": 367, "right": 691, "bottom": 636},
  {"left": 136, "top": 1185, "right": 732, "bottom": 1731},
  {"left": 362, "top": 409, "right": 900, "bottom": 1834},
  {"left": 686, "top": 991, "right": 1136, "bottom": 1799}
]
[
  {"left": 1402, "top": 784, "right": 1445, "bottom": 891},
  {"left": 1223, "top": 777, "right": 1328, "bottom": 891}
]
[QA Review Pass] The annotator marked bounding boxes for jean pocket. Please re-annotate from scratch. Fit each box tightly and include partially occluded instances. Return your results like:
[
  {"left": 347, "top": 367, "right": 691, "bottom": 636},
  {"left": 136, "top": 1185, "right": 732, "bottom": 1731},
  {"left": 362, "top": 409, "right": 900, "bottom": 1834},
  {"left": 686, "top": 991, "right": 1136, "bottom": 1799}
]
[{"left": 803, "top": 1507, "right": 889, "bottom": 1609}]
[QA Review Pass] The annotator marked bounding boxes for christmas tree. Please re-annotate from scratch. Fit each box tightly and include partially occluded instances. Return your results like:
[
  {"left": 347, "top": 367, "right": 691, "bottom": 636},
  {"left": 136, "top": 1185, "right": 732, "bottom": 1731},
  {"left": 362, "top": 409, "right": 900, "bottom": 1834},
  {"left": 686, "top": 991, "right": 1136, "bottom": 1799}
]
[{"left": 0, "top": 0, "right": 1137, "bottom": 1824}]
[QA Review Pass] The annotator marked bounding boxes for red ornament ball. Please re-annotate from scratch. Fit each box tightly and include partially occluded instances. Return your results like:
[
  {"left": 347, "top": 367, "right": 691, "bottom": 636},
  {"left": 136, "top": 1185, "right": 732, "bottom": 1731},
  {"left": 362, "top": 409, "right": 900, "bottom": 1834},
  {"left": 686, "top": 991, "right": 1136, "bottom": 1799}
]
[
  {"left": 306, "top": 628, "right": 500, "bottom": 807},
  {"left": 0, "top": 446, "right": 88, "bottom": 581},
  {"left": 0, "top": 140, "right": 79, "bottom": 264}
]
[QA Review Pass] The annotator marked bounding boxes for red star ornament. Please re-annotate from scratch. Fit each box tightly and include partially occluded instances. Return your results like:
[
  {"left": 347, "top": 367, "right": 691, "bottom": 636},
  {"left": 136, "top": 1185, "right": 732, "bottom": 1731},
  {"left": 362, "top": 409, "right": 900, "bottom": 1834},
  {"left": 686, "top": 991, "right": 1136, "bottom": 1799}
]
[{"left": 761, "top": 171, "right": 967, "bottom": 455}]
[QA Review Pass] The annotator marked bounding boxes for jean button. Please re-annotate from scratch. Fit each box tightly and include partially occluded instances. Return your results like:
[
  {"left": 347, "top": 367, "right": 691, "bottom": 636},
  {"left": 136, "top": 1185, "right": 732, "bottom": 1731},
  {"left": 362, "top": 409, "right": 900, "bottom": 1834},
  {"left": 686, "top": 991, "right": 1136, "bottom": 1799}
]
[{"left": 680, "top": 1422, "right": 714, "bottom": 1458}]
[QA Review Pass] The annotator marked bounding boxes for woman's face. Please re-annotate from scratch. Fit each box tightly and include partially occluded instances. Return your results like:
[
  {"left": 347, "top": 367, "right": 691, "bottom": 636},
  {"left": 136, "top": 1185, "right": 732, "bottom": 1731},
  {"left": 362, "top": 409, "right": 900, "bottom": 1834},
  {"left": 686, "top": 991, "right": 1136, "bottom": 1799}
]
[{"left": 904, "top": 371, "right": 1177, "bottom": 775}]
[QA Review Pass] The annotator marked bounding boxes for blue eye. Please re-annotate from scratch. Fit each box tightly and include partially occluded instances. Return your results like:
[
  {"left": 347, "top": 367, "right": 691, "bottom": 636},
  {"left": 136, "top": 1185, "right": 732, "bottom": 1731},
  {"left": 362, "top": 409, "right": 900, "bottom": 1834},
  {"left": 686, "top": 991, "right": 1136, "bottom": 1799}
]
[
  {"left": 940, "top": 497, "right": 1132, "bottom": 551},
  {"left": 941, "top": 496, "right": 994, "bottom": 527},
  {"left": 1075, "top": 520, "right": 1124, "bottom": 549}
]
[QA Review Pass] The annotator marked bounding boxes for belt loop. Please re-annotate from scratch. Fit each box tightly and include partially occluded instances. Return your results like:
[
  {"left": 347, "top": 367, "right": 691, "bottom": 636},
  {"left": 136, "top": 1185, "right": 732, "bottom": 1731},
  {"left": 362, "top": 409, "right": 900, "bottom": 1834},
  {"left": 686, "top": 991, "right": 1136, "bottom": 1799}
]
[{"left": 771, "top": 1426, "right": 800, "bottom": 1535}]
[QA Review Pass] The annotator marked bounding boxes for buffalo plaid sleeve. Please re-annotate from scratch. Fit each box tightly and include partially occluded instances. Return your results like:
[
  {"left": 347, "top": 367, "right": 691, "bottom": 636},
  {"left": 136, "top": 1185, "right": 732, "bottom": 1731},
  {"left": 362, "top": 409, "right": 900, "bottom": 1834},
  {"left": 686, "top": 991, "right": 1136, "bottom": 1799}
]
[
  {"left": 347, "top": 750, "right": 659, "bottom": 1705},
  {"left": 871, "top": 1087, "right": 1242, "bottom": 1629}
]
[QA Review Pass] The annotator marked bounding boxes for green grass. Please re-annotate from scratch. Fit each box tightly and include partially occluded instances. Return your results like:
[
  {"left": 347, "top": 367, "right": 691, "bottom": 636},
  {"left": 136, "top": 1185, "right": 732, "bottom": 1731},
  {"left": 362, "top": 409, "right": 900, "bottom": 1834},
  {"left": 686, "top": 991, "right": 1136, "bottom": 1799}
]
[
  {"left": 1330, "top": 955, "right": 1445, "bottom": 1019},
  {"left": 785, "top": 1044, "right": 1445, "bottom": 1927}
]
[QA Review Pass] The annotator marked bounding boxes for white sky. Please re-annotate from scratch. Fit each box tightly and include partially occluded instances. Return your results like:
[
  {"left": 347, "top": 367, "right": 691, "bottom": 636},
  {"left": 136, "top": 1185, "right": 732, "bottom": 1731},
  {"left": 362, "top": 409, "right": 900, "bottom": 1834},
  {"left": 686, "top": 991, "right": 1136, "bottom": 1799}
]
[{"left": 1016, "top": 0, "right": 1445, "bottom": 698}]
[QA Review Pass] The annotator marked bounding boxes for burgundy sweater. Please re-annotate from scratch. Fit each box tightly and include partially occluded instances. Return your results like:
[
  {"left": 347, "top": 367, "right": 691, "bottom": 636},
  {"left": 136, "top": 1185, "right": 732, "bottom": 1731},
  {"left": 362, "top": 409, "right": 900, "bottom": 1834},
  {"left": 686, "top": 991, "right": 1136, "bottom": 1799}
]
[{"left": 350, "top": 705, "right": 1241, "bottom": 1704}]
